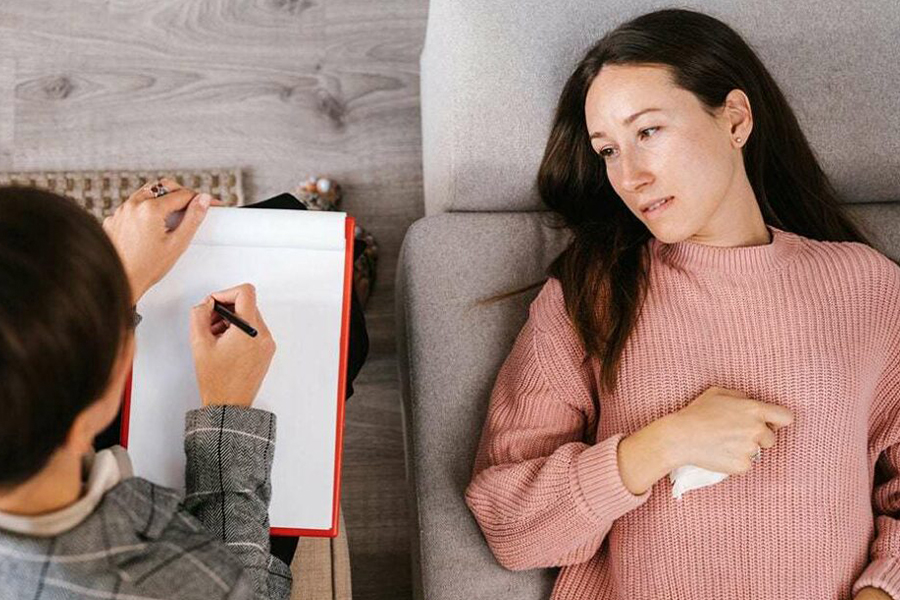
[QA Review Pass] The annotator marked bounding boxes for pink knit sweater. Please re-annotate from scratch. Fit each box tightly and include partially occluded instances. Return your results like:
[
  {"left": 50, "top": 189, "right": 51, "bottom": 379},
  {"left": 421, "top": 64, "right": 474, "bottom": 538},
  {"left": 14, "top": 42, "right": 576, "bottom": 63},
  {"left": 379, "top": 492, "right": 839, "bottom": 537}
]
[{"left": 465, "top": 224, "right": 900, "bottom": 600}]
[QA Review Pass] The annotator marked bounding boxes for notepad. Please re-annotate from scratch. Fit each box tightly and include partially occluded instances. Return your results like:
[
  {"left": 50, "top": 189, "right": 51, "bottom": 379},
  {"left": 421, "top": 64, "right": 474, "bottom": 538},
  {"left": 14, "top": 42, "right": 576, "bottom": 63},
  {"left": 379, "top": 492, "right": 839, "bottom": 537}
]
[{"left": 123, "top": 207, "right": 354, "bottom": 537}]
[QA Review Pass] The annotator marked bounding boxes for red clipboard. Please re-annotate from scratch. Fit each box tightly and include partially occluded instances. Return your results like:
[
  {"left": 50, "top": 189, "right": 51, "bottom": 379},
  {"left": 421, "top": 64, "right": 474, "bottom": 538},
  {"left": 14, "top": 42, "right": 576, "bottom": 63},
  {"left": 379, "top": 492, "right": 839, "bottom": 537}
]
[{"left": 120, "top": 215, "right": 355, "bottom": 538}]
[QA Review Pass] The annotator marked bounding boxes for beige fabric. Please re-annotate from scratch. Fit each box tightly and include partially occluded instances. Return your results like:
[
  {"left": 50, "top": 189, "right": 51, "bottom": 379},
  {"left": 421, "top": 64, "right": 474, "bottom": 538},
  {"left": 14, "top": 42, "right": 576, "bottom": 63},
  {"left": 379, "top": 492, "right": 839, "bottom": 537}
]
[
  {"left": 291, "top": 506, "right": 352, "bottom": 600},
  {"left": 0, "top": 168, "right": 243, "bottom": 219}
]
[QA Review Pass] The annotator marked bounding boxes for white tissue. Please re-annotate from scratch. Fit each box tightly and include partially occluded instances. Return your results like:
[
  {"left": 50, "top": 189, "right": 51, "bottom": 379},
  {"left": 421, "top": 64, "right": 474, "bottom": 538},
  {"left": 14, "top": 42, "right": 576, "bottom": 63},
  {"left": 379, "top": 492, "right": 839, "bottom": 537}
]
[{"left": 669, "top": 464, "right": 729, "bottom": 499}]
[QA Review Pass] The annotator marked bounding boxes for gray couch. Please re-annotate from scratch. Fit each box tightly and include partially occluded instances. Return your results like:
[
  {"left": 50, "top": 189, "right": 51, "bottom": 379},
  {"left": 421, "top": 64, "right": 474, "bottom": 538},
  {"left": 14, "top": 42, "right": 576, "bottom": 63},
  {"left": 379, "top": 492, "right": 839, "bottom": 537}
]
[{"left": 397, "top": 1, "right": 900, "bottom": 598}]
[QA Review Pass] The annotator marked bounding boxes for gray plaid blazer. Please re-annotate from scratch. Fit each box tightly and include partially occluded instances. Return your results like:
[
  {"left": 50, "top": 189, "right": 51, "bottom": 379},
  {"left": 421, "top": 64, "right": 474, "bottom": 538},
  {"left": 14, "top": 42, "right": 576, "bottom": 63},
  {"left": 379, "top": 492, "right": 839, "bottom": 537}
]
[{"left": 0, "top": 406, "right": 292, "bottom": 599}]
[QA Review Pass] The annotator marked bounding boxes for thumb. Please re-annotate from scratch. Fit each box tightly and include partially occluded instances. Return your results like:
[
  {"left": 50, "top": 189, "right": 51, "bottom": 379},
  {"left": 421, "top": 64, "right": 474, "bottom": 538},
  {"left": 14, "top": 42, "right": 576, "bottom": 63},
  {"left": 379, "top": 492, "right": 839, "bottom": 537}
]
[
  {"left": 176, "top": 193, "right": 212, "bottom": 239},
  {"left": 189, "top": 296, "right": 216, "bottom": 348},
  {"left": 189, "top": 192, "right": 212, "bottom": 221}
]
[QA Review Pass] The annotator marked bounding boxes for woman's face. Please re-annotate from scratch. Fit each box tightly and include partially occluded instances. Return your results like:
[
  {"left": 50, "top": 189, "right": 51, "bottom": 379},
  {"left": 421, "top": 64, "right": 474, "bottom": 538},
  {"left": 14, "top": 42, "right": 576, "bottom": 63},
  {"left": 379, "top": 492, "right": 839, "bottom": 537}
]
[{"left": 584, "top": 63, "right": 754, "bottom": 243}]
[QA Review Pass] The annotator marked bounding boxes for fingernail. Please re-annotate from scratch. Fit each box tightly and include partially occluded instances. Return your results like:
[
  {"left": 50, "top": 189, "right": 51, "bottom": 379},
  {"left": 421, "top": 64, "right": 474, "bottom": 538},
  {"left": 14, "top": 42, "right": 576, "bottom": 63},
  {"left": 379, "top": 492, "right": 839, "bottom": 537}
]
[{"left": 199, "top": 194, "right": 211, "bottom": 208}]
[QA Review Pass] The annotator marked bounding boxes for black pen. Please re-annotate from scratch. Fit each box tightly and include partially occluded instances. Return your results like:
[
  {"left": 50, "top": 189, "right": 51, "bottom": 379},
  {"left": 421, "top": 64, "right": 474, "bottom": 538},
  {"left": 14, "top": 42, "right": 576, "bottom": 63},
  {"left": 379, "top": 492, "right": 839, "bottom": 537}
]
[{"left": 213, "top": 300, "right": 258, "bottom": 337}]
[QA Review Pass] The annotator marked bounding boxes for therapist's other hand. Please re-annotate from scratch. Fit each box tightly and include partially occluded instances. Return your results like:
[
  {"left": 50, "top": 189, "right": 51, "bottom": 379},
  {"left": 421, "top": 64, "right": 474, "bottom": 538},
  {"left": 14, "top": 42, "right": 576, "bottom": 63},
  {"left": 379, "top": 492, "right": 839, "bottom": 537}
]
[
  {"left": 189, "top": 283, "right": 277, "bottom": 408},
  {"left": 102, "top": 178, "right": 224, "bottom": 303}
]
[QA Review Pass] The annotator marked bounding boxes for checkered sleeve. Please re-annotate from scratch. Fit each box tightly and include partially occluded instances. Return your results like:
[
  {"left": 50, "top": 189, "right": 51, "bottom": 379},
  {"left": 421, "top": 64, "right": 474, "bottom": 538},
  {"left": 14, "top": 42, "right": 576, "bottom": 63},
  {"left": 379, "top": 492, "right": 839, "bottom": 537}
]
[{"left": 184, "top": 406, "right": 292, "bottom": 600}]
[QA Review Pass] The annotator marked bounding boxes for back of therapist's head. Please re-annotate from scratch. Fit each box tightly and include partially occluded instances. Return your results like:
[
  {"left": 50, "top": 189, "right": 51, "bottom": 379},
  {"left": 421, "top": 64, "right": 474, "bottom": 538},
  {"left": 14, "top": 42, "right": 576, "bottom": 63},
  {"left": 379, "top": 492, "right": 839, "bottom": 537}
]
[{"left": 0, "top": 186, "right": 133, "bottom": 487}]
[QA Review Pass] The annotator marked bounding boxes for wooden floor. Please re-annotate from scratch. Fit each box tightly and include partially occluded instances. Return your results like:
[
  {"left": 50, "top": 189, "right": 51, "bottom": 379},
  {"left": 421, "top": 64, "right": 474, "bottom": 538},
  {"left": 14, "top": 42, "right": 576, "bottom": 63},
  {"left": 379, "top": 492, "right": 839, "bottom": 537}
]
[{"left": 0, "top": 1, "right": 428, "bottom": 598}]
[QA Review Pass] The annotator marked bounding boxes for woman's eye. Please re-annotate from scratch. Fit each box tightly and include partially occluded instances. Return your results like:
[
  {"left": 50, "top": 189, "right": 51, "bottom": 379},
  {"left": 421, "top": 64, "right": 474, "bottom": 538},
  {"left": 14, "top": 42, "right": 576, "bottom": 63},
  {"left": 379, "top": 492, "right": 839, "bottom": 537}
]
[{"left": 597, "top": 127, "right": 659, "bottom": 159}]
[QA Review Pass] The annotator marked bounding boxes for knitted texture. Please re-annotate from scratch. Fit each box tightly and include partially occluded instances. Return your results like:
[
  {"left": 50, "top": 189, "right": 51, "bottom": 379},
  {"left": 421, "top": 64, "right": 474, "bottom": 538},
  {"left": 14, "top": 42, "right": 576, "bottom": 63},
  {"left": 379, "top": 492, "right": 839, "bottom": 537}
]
[{"left": 465, "top": 224, "right": 900, "bottom": 600}]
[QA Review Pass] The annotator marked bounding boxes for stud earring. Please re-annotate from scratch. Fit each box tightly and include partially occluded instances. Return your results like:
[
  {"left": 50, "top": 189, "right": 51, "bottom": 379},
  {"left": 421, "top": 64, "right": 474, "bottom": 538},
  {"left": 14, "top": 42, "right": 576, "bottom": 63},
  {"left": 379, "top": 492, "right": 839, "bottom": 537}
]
[{"left": 735, "top": 137, "right": 743, "bottom": 144}]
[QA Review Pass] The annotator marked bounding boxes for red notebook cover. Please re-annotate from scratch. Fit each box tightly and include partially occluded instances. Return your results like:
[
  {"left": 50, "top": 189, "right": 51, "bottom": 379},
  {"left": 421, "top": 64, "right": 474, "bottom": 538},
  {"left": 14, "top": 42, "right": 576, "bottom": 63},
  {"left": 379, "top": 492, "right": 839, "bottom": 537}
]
[{"left": 120, "top": 215, "right": 355, "bottom": 538}]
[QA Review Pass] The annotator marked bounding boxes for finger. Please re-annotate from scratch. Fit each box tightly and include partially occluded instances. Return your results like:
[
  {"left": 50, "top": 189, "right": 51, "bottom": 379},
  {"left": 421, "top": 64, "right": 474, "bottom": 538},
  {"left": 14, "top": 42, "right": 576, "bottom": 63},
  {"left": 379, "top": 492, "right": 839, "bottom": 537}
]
[
  {"left": 718, "top": 387, "right": 751, "bottom": 399},
  {"left": 157, "top": 177, "right": 183, "bottom": 192},
  {"left": 209, "top": 283, "right": 258, "bottom": 321},
  {"left": 211, "top": 320, "right": 230, "bottom": 336},
  {"left": 252, "top": 304, "right": 273, "bottom": 339},
  {"left": 169, "top": 193, "right": 211, "bottom": 237},
  {"left": 131, "top": 178, "right": 182, "bottom": 203},
  {"left": 210, "top": 198, "right": 226, "bottom": 206},
  {"left": 156, "top": 188, "right": 201, "bottom": 213},
  {"left": 758, "top": 427, "right": 777, "bottom": 449},
  {"left": 762, "top": 404, "right": 795, "bottom": 429},
  {"left": 131, "top": 185, "right": 187, "bottom": 210},
  {"left": 189, "top": 296, "right": 216, "bottom": 347}
]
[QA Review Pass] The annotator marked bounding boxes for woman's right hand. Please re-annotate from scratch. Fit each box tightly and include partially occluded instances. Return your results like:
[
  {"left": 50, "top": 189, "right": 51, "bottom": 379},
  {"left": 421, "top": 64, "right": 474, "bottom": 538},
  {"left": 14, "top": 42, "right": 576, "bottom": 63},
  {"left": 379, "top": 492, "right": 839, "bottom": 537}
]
[
  {"left": 189, "top": 283, "right": 277, "bottom": 408},
  {"left": 667, "top": 386, "right": 795, "bottom": 475}
]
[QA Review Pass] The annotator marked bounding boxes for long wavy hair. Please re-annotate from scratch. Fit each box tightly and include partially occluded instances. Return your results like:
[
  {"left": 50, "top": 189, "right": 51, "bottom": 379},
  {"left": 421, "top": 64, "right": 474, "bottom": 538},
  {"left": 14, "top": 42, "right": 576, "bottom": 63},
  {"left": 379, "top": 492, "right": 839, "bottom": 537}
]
[{"left": 487, "top": 8, "right": 876, "bottom": 396}]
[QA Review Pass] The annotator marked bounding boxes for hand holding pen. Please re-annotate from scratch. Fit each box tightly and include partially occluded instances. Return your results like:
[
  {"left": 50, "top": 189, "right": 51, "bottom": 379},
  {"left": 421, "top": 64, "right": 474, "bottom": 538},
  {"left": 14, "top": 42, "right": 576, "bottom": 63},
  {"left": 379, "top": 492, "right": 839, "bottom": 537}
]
[
  {"left": 213, "top": 300, "right": 258, "bottom": 337},
  {"left": 189, "top": 283, "right": 277, "bottom": 408}
]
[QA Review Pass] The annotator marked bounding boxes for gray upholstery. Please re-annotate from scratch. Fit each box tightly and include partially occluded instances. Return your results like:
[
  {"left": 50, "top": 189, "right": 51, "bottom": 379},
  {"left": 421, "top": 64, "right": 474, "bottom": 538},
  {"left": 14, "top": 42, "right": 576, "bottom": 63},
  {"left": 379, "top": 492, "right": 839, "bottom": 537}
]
[
  {"left": 397, "top": 213, "right": 569, "bottom": 600},
  {"left": 420, "top": 0, "right": 900, "bottom": 215},
  {"left": 403, "top": 1, "right": 900, "bottom": 598}
]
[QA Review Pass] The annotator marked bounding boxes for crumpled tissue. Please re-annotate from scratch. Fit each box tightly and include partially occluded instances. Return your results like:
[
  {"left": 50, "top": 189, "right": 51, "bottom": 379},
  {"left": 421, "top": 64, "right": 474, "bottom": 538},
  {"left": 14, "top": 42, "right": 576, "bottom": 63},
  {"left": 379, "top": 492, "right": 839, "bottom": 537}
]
[{"left": 669, "top": 464, "right": 729, "bottom": 499}]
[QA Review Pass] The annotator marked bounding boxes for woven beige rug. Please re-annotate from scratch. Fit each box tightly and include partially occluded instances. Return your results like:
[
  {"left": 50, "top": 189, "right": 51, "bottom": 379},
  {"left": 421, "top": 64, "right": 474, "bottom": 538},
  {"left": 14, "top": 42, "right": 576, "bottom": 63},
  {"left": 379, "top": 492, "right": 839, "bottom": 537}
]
[{"left": 0, "top": 168, "right": 244, "bottom": 220}]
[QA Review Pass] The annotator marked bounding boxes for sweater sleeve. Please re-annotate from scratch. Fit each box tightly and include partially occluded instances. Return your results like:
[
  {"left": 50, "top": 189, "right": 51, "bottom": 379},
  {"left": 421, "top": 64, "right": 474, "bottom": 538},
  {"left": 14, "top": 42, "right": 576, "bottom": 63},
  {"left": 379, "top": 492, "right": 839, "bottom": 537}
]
[
  {"left": 853, "top": 258, "right": 900, "bottom": 599},
  {"left": 464, "top": 279, "right": 652, "bottom": 571}
]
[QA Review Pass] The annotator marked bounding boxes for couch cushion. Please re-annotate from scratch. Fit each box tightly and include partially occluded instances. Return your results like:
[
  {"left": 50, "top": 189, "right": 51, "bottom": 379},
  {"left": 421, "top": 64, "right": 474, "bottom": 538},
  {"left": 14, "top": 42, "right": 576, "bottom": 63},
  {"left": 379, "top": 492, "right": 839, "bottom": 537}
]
[
  {"left": 420, "top": 0, "right": 900, "bottom": 214},
  {"left": 396, "top": 203, "right": 900, "bottom": 599},
  {"left": 397, "top": 212, "right": 570, "bottom": 599}
]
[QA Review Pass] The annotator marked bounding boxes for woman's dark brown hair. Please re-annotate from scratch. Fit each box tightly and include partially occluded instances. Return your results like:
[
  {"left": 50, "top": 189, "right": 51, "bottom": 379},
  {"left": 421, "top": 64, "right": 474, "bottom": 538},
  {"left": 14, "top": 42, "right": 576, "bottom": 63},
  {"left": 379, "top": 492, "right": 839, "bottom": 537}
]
[
  {"left": 493, "top": 8, "right": 874, "bottom": 396},
  {"left": 0, "top": 186, "right": 133, "bottom": 486}
]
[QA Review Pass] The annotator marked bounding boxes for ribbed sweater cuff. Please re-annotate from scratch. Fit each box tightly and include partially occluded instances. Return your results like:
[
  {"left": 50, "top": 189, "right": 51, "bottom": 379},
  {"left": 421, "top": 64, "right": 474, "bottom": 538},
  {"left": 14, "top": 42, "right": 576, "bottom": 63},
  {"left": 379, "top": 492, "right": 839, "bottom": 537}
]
[
  {"left": 572, "top": 433, "right": 653, "bottom": 524},
  {"left": 853, "top": 558, "right": 900, "bottom": 599}
]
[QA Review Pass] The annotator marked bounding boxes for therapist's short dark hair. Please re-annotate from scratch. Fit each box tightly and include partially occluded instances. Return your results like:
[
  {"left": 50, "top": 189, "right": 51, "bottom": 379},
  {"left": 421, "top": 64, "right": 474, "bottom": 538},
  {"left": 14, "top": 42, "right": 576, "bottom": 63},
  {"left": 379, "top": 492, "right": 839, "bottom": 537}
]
[{"left": 0, "top": 186, "right": 133, "bottom": 487}]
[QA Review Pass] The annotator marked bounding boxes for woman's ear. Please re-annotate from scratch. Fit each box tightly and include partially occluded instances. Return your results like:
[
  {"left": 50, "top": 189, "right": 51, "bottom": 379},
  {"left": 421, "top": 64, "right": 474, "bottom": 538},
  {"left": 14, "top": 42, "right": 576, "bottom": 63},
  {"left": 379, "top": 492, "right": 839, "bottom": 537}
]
[
  {"left": 65, "top": 334, "right": 136, "bottom": 456},
  {"left": 723, "top": 88, "right": 753, "bottom": 146}
]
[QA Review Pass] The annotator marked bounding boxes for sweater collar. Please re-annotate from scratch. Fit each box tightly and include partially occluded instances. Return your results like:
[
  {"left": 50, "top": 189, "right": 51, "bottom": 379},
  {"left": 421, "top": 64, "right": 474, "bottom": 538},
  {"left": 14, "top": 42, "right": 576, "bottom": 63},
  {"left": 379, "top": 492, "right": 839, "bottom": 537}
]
[
  {"left": 651, "top": 224, "right": 803, "bottom": 275},
  {"left": 0, "top": 446, "right": 132, "bottom": 537}
]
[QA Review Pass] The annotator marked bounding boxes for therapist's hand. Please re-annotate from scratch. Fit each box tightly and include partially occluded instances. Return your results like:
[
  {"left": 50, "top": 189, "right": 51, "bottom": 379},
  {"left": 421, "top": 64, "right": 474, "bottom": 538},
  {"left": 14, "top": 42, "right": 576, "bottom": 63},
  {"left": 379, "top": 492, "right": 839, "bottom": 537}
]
[
  {"left": 189, "top": 283, "right": 277, "bottom": 408},
  {"left": 102, "top": 178, "right": 224, "bottom": 303}
]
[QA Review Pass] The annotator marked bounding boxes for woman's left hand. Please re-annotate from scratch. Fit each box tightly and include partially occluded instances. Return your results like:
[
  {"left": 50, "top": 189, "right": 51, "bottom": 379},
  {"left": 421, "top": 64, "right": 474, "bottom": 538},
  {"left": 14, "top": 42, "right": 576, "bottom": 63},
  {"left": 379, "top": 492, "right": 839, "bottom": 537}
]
[
  {"left": 854, "top": 586, "right": 893, "bottom": 600},
  {"left": 103, "top": 178, "right": 224, "bottom": 303}
]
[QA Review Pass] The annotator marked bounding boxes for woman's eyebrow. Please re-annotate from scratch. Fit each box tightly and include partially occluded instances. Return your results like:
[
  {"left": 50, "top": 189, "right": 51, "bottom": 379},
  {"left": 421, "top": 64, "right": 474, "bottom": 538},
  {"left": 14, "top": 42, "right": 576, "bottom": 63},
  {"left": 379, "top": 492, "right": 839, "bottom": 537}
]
[{"left": 590, "top": 108, "right": 664, "bottom": 140}]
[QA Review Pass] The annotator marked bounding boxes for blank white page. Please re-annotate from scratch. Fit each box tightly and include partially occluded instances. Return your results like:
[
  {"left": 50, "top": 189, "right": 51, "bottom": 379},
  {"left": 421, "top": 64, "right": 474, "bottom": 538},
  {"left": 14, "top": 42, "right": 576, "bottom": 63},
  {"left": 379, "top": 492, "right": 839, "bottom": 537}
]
[{"left": 129, "top": 207, "right": 348, "bottom": 531}]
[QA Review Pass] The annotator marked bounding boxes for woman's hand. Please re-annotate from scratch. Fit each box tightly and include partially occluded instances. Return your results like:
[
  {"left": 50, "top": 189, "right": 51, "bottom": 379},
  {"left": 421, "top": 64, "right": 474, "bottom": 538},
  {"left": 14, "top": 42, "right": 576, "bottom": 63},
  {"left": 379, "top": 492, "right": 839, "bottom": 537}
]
[
  {"left": 189, "top": 283, "right": 276, "bottom": 408},
  {"left": 666, "top": 386, "right": 794, "bottom": 474},
  {"left": 102, "top": 178, "right": 223, "bottom": 303},
  {"left": 854, "top": 587, "right": 893, "bottom": 600}
]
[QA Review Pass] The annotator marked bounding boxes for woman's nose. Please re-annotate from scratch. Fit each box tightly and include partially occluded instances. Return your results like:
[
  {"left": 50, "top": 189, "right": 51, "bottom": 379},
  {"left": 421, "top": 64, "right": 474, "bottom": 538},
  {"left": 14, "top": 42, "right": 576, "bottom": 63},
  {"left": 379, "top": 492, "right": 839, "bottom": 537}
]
[{"left": 617, "top": 151, "right": 653, "bottom": 192}]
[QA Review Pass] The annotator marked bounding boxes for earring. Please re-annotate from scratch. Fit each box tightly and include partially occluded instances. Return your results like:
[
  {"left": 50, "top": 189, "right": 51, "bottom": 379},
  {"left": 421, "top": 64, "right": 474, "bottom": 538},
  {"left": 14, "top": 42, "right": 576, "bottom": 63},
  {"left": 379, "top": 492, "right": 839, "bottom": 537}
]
[{"left": 735, "top": 137, "right": 743, "bottom": 144}]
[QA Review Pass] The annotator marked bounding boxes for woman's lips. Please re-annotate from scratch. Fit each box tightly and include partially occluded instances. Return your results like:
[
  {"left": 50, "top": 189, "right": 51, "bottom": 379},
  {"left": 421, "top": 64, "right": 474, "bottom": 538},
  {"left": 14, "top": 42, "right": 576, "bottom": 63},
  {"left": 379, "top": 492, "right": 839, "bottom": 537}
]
[{"left": 642, "top": 196, "right": 673, "bottom": 219}]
